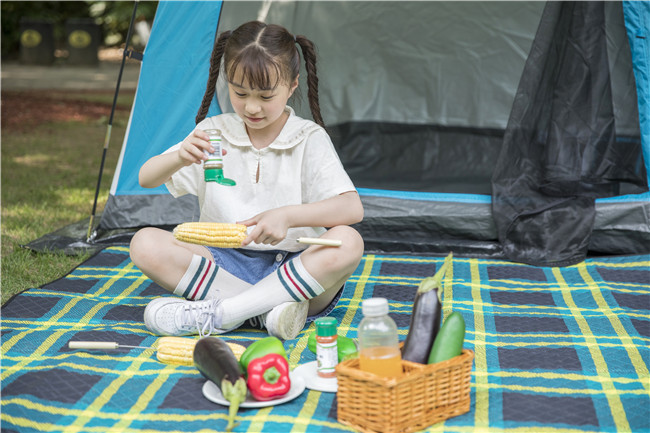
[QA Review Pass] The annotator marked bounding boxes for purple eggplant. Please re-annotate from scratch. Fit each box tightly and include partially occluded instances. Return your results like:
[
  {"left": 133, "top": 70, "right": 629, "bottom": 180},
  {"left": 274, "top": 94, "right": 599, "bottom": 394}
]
[
  {"left": 194, "top": 337, "right": 246, "bottom": 432},
  {"left": 401, "top": 252, "right": 452, "bottom": 364}
]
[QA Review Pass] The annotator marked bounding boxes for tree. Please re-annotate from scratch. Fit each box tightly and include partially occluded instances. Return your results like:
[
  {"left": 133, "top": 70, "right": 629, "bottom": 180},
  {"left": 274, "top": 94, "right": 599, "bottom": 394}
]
[{"left": 1, "top": 1, "right": 157, "bottom": 60}]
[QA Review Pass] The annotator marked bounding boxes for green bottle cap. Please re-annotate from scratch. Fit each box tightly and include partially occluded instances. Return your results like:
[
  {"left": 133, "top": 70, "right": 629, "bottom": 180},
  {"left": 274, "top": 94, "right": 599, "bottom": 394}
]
[
  {"left": 204, "top": 168, "right": 222, "bottom": 182},
  {"left": 315, "top": 317, "right": 338, "bottom": 337},
  {"left": 204, "top": 168, "right": 236, "bottom": 186}
]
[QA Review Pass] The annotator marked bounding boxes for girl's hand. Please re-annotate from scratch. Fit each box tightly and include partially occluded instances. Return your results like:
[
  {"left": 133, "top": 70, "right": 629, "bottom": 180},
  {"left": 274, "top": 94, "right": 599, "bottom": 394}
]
[
  {"left": 238, "top": 208, "right": 291, "bottom": 247},
  {"left": 139, "top": 129, "right": 228, "bottom": 189},
  {"left": 177, "top": 129, "right": 227, "bottom": 166}
]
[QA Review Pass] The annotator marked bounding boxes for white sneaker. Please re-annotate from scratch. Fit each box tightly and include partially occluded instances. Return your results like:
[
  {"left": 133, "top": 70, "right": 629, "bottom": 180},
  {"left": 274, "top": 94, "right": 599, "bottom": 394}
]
[
  {"left": 144, "top": 297, "right": 224, "bottom": 337},
  {"left": 249, "top": 301, "right": 309, "bottom": 340}
]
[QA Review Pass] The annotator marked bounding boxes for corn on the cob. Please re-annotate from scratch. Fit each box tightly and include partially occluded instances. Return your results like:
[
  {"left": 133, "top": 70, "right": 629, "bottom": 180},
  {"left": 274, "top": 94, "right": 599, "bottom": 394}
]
[
  {"left": 173, "top": 222, "right": 247, "bottom": 248},
  {"left": 156, "top": 336, "right": 246, "bottom": 366}
]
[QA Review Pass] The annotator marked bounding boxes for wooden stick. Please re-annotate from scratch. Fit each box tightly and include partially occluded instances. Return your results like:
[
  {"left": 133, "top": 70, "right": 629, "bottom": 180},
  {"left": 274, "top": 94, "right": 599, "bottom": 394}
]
[{"left": 294, "top": 237, "right": 342, "bottom": 247}]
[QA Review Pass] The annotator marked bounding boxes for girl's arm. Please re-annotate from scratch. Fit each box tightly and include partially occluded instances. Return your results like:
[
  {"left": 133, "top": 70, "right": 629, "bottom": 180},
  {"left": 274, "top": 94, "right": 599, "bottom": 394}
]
[
  {"left": 239, "top": 191, "right": 364, "bottom": 246},
  {"left": 139, "top": 129, "right": 213, "bottom": 188}
]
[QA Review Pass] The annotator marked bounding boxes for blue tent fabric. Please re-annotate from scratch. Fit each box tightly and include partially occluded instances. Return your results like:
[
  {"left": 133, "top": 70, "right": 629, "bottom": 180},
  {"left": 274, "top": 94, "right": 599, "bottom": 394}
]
[
  {"left": 99, "top": 1, "right": 223, "bottom": 229},
  {"left": 623, "top": 1, "right": 650, "bottom": 186},
  {"left": 112, "top": 1, "right": 223, "bottom": 197}
]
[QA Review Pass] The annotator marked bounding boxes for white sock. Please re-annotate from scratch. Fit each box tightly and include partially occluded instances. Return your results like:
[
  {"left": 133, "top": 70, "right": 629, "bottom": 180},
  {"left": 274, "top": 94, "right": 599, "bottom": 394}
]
[
  {"left": 217, "top": 256, "right": 324, "bottom": 328},
  {"left": 173, "top": 254, "right": 251, "bottom": 301}
]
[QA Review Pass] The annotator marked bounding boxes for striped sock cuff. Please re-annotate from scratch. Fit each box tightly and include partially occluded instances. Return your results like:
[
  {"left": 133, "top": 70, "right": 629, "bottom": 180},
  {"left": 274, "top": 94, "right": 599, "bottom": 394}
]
[
  {"left": 276, "top": 256, "right": 325, "bottom": 302},
  {"left": 173, "top": 255, "right": 219, "bottom": 300}
]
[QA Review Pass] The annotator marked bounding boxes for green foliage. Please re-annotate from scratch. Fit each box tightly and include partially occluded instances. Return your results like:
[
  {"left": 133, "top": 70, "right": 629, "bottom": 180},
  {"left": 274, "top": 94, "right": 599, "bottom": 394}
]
[
  {"left": 1, "top": 1, "right": 157, "bottom": 59},
  {"left": 1, "top": 2, "right": 88, "bottom": 59},
  {"left": 90, "top": 1, "right": 158, "bottom": 48}
]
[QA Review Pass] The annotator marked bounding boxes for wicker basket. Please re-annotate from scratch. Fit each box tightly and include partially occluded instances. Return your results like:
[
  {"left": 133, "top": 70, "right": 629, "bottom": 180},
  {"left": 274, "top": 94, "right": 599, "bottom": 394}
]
[{"left": 335, "top": 349, "right": 474, "bottom": 433}]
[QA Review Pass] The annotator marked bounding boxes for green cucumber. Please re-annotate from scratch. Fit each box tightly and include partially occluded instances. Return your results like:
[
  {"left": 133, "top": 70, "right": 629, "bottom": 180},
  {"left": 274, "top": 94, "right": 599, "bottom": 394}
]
[{"left": 427, "top": 311, "right": 465, "bottom": 364}]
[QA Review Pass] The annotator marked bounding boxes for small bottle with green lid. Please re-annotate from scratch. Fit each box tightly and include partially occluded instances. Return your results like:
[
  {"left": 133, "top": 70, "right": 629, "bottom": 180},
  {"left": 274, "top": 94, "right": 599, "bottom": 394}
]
[
  {"left": 315, "top": 317, "right": 338, "bottom": 378},
  {"left": 203, "top": 129, "right": 236, "bottom": 186}
]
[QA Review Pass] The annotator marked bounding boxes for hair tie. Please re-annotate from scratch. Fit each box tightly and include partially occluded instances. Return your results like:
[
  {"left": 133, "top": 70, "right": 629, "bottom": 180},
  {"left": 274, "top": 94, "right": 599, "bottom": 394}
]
[{"left": 293, "top": 34, "right": 297, "bottom": 43}]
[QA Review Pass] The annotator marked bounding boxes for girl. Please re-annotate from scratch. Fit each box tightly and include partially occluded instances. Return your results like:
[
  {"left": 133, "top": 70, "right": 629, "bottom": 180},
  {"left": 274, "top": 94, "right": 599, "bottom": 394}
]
[{"left": 130, "top": 21, "right": 364, "bottom": 340}]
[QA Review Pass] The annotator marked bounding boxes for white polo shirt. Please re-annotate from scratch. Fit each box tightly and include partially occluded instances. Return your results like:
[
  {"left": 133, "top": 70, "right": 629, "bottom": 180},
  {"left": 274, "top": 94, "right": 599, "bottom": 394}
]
[{"left": 164, "top": 107, "right": 357, "bottom": 252}]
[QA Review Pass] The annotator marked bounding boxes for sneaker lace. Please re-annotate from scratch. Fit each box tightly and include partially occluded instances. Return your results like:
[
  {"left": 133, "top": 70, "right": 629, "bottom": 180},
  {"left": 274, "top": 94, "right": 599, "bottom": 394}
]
[{"left": 178, "top": 299, "right": 220, "bottom": 337}]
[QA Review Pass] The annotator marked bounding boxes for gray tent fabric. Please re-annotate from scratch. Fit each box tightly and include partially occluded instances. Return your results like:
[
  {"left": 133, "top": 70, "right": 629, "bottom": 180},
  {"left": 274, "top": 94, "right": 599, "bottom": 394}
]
[
  {"left": 25, "top": 1, "right": 649, "bottom": 263},
  {"left": 492, "top": 1, "right": 647, "bottom": 267}
]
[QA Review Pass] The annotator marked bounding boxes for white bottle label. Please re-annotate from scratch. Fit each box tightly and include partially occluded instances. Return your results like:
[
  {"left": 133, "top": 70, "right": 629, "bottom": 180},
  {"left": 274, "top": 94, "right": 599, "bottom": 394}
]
[
  {"left": 316, "top": 340, "right": 338, "bottom": 373},
  {"left": 204, "top": 131, "right": 223, "bottom": 168}
]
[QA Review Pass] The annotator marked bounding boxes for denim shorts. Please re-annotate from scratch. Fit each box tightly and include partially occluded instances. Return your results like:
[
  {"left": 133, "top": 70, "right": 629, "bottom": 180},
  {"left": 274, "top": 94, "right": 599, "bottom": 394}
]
[{"left": 206, "top": 247, "right": 342, "bottom": 322}]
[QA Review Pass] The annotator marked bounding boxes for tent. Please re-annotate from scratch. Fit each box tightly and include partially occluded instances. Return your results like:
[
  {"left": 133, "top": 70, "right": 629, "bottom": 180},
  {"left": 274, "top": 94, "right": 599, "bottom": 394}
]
[{"left": 87, "top": 1, "right": 649, "bottom": 266}]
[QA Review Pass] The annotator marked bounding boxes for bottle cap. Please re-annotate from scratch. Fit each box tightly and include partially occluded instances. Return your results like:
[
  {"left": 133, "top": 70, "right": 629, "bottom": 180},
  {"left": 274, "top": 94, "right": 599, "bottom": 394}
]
[
  {"left": 204, "top": 168, "right": 223, "bottom": 182},
  {"left": 204, "top": 168, "right": 237, "bottom": 186},
  {"left": 315, "top": 317, "right": 337, "bottom": 337},
  {"left": 362, "top": 298, "right": 389, "bottom": 317}
]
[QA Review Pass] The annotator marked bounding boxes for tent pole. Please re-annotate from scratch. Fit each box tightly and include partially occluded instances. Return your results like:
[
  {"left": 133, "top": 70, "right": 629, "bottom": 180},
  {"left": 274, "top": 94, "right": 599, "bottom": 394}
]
[{"left": 87, "top": 0, "right": 140, "bottom": 243}]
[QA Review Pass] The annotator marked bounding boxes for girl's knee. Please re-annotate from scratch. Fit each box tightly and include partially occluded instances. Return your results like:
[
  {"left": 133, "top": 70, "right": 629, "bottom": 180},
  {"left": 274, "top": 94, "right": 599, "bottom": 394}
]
[
  {"left": 330, "top": 225, "right": 364, "bottom": 261},
  {"left": 129, "top": 227, "right": 163, "bottom": 266},
  {"left": 303, "top": 226, "right": 364, "bottom": 293},
  {"left": 309, "top": 225, "right": 364, "bottom": 273}
]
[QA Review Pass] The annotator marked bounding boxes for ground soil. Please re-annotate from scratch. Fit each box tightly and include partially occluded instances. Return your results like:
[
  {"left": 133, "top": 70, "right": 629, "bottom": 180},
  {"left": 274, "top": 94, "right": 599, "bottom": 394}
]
[{"left": 1, "top": 90, "right": 130, "bottom": 133}]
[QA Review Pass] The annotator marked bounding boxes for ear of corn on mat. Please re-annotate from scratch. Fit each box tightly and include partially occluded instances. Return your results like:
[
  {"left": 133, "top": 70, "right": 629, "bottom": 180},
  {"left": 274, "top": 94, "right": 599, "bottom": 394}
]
[
  {"left": 156, "top": 336, "right": 246, "bottom": 366},
  {"left": 173, "top": 222, "right": 248, "bottom": 248}
]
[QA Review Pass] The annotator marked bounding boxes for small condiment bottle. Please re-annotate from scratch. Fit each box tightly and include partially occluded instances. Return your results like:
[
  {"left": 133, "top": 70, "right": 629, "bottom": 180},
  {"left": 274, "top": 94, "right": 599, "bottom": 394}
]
[
  {"left": 203, "top": 129, "right": 236, "bottom": 186},
  {"left": 315, "top": 317, "right": 338, "bottom": 378}
]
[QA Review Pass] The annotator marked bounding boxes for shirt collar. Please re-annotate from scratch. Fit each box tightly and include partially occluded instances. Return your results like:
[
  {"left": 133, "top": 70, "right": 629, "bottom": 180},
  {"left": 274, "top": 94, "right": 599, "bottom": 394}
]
[{"left": 214, "top": 107, "right": 322, "bottom": 150}]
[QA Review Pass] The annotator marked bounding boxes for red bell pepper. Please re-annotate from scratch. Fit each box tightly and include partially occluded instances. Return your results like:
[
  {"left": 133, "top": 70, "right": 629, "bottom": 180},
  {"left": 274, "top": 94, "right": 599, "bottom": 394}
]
[{"left": 246, "top": 353, "right": 291, "bottom": 401}]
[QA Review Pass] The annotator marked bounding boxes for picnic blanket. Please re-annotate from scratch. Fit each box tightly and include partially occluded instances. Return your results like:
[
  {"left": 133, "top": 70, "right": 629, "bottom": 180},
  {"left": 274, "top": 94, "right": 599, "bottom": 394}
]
[{"left": 2, "top": 246, "right": 649, "bottom": 432}]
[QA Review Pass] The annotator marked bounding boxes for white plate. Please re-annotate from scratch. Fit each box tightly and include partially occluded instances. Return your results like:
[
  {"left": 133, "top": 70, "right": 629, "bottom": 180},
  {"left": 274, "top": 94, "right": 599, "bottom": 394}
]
[
  {"left": 202, "top": 372, "right": 305, "bottom": 408},
  {"left": 292, "top": 361, "right": 338, "bottom": 393}
]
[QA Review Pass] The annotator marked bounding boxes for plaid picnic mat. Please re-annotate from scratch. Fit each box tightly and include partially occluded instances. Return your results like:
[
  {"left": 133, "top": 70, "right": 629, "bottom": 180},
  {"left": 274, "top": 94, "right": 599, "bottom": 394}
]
[{"left": 2, "top": 246, "right": 648, "bottom": 432}]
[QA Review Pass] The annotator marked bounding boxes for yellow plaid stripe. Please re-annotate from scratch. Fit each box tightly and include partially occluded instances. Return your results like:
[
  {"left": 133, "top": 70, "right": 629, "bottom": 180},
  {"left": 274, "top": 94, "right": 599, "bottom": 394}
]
[{"left": 553, "top": 268, "right": 631, "bottom": 432}]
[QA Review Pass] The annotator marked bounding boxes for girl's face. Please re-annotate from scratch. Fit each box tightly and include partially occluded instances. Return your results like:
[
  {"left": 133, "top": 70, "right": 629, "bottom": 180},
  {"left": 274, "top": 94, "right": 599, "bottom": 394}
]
[{"left": 228, "top": 67, "right": 298, "bottom": 136}]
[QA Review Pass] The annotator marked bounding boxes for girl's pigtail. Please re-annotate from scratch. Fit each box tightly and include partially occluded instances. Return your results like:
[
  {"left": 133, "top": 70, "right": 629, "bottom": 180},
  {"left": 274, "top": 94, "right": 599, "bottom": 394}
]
[
  {"left": 195, "top": 30, "right": 232, "bottom": 124},
  {"left": 295, "top": 35, "right": 324, "bottom": 128}
]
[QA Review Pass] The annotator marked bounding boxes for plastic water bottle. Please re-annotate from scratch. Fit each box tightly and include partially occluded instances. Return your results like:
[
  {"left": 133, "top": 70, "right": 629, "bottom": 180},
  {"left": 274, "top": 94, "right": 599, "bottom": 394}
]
[{"left": 358, "top": 298, "right": 402, "bottom": 377}]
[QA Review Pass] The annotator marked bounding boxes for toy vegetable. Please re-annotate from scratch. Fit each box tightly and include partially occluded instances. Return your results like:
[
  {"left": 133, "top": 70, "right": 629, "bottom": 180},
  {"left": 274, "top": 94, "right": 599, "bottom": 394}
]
[
  {"left": 239, "top": 336, "right": 288, "bottom": 372},
  {"left": 173, "top": 222, "right": 247, "bottom": 248},
  {"left": 307, "top": 332, "right": 358, "bottom": 362},
  {"left": 193, "top": 337, "right": 246, "bottom": 432},
  {"left": 427, "top": 311, "right": 466, "bottom": 364},
  {"left": 246, "top": 353, "right": 292, "bottom": 401},
  {"left": 401, "top": 252, "right": 452, "bottom": 364}
]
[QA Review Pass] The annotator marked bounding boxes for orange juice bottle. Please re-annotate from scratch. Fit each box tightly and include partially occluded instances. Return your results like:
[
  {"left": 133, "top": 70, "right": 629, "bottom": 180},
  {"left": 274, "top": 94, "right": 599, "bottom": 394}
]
[
  {"left": 359, "top": 346, "right": 403, "bottom": 377},
  {"left": 358, "top": 298, "right": 403, "bottom": 378}
]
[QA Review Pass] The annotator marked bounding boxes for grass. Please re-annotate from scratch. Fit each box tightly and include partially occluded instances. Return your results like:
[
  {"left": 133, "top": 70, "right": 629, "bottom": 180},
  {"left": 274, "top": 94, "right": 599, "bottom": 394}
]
[{"left": 1, "top": 90, "right": 133, "bottom": 305}]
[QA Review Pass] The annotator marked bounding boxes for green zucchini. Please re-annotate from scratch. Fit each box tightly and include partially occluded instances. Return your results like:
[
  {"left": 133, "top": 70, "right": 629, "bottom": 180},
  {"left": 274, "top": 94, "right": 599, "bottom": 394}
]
[
  {"left": 427, "top": 311, "right": 465, "bottom": 364},
  {"left": 401, "top": 252, "right": 452, "bottom": 364},
  {"left": 193, "top": 337, "right": 247, "bottom": 432}
]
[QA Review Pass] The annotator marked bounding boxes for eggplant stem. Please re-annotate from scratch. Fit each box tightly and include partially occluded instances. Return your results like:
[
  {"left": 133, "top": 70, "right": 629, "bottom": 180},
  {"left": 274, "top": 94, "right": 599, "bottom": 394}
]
[
  {"left": 419, "top": 252, "right": 453, "bottom": 294},
  {"left": 222, "top": 377, "right": 247, "bottom": 431}
]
